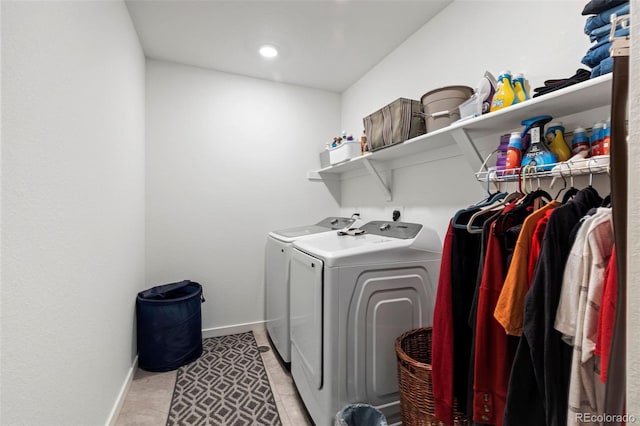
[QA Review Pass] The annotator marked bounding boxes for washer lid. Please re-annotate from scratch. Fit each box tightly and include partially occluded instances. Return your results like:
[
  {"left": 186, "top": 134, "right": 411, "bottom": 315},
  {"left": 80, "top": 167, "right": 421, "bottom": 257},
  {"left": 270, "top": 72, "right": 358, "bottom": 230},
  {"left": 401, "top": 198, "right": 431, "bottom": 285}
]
[
  {"left": 269, "top": 217, "right": 355, "bottom": 242},
  {"left": 292, "top": 221, "right": 441, "bottom": 267}
]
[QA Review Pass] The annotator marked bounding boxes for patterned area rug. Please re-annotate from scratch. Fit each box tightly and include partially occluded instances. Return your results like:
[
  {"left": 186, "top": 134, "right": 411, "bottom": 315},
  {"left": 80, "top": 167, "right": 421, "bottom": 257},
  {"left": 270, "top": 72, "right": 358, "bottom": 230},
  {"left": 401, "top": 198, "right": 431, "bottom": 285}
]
[{"left": 167, "top": 332, "right": 282, "bottom": 425}]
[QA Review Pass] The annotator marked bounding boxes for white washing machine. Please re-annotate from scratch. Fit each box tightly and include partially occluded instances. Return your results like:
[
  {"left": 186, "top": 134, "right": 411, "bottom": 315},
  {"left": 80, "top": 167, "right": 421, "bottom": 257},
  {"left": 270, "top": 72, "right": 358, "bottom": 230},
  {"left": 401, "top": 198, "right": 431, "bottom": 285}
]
[
  {"left": 289, "top": 221, "right": 441, "bottom": 425},
  {"left": 265, "top": 216, "right": 359, "bottom": 364}
]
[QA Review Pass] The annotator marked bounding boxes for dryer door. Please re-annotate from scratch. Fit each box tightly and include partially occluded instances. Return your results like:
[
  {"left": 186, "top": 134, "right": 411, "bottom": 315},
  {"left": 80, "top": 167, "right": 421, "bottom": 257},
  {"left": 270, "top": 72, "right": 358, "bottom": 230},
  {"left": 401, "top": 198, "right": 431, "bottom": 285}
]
[
  {"left": 265, "top": 236, "right": 291, "bottom": 362},
  {"left": 290, "top": 249, "right": 323, "bottom": 390}
]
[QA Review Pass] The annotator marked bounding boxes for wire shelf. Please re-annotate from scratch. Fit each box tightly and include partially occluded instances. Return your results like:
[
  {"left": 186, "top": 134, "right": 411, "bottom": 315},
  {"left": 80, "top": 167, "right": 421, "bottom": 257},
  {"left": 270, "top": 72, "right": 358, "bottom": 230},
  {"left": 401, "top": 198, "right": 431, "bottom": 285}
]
[{"left": 475, "top": 154, "right": 610, "bottom": 183}]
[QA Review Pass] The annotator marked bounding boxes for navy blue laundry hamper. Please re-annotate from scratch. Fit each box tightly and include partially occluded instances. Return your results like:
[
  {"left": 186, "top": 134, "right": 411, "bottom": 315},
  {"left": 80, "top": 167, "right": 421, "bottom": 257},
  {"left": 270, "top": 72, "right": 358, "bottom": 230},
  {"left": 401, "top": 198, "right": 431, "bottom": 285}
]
[{"left": 136, "top": 280, "right": 204, "bottom": 372}]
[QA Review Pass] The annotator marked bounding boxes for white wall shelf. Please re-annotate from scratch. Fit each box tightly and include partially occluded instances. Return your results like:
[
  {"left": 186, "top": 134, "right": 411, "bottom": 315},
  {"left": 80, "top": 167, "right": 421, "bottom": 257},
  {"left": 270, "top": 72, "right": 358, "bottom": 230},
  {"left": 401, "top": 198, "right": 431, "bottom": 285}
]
[{"left": 309, "top": 73, "right": 612, "bottom": 201}]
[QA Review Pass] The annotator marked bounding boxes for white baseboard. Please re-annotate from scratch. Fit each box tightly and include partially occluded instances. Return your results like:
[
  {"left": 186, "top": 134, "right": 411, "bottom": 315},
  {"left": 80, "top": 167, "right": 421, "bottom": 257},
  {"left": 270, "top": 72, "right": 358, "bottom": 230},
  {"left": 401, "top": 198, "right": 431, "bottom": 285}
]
[
  {"left": 106, "top": 355, "right": 138, "bottom": 426},
  {"left": 202, "top": 320, "right": 265, "bottom": 338}
]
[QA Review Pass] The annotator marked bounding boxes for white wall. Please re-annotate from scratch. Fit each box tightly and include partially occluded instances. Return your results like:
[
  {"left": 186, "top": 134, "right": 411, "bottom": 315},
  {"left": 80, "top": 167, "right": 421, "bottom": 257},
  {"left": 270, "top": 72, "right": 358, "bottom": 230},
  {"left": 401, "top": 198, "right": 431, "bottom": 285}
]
[
  {"left": 627, "top": 1, "right": 639, "bottom": 415},
  {"left": 339, "top": 0, "right": 595, "bottom": 237},
  {"left": 1, "top": 2, "right": 145, "bottom": 425},
  {"left": 342, "top": 0, "right": 592, "bottom": 136},
  {"left": 145, "top": 60, "right": 340, "bottom": 332}
]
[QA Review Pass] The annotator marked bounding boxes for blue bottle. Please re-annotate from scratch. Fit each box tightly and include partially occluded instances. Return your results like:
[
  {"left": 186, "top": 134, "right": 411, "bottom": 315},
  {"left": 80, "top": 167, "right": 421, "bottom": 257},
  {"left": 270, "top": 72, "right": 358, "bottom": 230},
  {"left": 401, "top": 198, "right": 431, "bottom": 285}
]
[{"left": 520, "top": 115, "right": 558, "bottom": 172}]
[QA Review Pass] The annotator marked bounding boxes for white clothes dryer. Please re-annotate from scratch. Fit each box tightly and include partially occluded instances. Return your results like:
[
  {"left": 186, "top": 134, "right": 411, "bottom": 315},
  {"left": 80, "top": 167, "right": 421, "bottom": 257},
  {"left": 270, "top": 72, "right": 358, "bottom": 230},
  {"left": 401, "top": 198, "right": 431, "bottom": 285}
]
[
  {"left": 265, "top": 217, "right": 359, "bottom": 364},
  {"left": 289, "top": 221, "right": 441, "bottom": 425}
]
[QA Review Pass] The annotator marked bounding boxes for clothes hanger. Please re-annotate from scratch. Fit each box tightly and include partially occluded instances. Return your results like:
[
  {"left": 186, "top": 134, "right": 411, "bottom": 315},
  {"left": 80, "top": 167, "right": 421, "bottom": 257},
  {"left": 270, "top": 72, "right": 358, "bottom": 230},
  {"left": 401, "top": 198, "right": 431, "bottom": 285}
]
[
  {"left": 601, "top": 162, "right": 612, "bottom": 207},
  {"left": 465, "top": 173, "right": 519, "bottom": 234},
  {"left": 583, "top": 158, "right": 604, "bottom": 201},
  {"left": 492, "top": 165, "right": 552, "bottom": 235},
  {"left": 452, "top": 169, "right": 506, "bottom": 229},
  {"left": 466, "top": 190, "right": 521, "bottom": 234},
  {"left": 516, "top": 166, "right": 552, "bottom": 206},
  {"left": 554, "top": 167, "right": 568, "bottom": 200},
  {"left": 471, "top": 168, "right": 527, "bottom": 234},
  {"left": 561, "top": 161, "right": 579, "bottom": 203}
]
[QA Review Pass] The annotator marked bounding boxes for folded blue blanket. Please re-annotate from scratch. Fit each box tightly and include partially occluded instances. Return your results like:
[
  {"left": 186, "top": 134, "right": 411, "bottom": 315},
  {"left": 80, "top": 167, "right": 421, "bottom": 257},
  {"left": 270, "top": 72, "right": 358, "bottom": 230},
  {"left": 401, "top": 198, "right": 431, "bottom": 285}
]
[
  {"left": 582, "top": 41, "right": 611, "bottom": 68},
  {"left": 584, "top": 2, "right": 629, "bottom": 33},
  {"left": 582, "top": 25, "right": 629, "bottom": 68},
  {"left": 591, "top": 57, "right": 614, "bottom": 78},
  {"left": 590, "top": 26, "right": 630, "bottom": 43}
]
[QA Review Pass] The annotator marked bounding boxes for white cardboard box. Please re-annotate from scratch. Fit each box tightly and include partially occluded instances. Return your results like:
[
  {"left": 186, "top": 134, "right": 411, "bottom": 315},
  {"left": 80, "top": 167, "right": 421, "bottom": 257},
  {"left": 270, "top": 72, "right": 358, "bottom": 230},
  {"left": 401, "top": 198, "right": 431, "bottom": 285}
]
[{"left": 329, "top": 141, "right": 361, "bottom": 165}]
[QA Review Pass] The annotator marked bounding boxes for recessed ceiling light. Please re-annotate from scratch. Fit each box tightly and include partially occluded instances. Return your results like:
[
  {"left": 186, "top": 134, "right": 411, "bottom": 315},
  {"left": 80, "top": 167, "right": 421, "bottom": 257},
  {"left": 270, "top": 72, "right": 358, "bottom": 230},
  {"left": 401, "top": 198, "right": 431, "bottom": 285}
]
[{"left": 259, "top": 45, "right": 278, "bottom": 59}]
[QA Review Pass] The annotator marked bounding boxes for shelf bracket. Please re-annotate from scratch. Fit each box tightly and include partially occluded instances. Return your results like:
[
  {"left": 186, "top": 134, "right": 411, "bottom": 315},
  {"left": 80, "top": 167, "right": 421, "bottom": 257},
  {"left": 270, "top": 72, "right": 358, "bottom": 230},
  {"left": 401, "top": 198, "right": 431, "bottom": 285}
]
[
  {"left": 313, "top": 172, "right": 342, "bottom": 204},
  {"left": 362, "top": 157, "right": 392, "bottom": 201},
  {"left": 451, "top": 128, "right": 484, "bottom": 172}
]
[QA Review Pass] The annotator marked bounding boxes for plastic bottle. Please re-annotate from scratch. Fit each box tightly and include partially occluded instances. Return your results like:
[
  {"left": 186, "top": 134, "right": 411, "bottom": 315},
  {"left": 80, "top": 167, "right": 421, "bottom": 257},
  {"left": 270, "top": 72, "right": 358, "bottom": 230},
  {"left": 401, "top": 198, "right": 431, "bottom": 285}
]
[
  {"left": 513, "top": 73, "right": 530, "bottom": 103},
  {"left": 496, "top": 134, "right": 510, "bottom": 173},
  {"left": 490, "top": 71, "right": 517, "bottom": 112},
  {"left": 545, "top": 122, "right": 571, "bottom": 162},
  {"left": 520, "top": 115, "right": 557, "bottom": 171},
  {"left": 591, "top": 122, "right": 605, "bottom": 156},
  {"left": 505, "top": 132, "right": 523, "bottom": 174},
  {"left": 571, "top": 127, "right": 591, "bottom": 157},
  {"left": 360, "top": 130, "right": 368, "bottom": 155},
  {"left": 602, "top": 118, "right": 611, "bottom": 155}
]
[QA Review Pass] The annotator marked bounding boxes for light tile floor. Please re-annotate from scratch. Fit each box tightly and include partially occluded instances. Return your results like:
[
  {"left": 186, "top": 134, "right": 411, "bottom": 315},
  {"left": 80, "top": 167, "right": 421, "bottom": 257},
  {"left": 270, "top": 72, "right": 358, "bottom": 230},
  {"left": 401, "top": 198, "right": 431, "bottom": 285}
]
[{"left": 116, "top": 326, "right": 313, "bottom": 426}]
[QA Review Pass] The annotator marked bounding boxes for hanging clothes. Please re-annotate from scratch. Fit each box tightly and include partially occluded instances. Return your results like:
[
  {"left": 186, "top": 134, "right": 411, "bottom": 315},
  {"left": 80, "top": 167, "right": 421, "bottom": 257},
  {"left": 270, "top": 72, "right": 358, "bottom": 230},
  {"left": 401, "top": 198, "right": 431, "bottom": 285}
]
[
  {"left": 494, "top": 201, "right": 560, "bottom": 336},
  {"left": 432, "top": 222, "right": 457, "bottom": 425},
  {"left": 527, "top": 207, "right": 555, "bottom": 284},
  {"left": 433, "top": 205, "right": 501, "bottom": 424},
  {"left": 503, "top": 187, "right": 602, "bottom": 426},
  {"left": 466, "top": 210, "right": 502, "bottom": 422},
  {"left": 450, "top": 222, "right": 483, "bottom": 417},
  {"left": 555, "top": 208, "right": 613, "bottom": 425},
  {"left": 595, "top": 246, "right": 617, "bottom": 384},
  {"left": 472, "top": 217, "right": 519, "bottom": 425},
  {"left": 467, "top": 197, "right": 533, "bottom": 425}
]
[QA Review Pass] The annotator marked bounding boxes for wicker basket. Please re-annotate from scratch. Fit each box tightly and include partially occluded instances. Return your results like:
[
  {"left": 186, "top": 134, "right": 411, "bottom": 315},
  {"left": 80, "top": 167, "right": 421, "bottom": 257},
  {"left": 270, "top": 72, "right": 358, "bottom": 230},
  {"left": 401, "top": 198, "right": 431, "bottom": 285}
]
[{"left": 395, "top": 327, "right": 469, "bottom": 426}]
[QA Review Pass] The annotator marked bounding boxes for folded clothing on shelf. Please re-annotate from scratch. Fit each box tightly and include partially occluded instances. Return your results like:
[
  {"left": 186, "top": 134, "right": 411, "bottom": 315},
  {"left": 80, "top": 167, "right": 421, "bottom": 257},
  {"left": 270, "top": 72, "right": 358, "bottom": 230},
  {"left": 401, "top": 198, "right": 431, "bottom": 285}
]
[
  {"left": 584, "top": 2, "right": 629, "bottom": 32},
  {"left": 532, "top": 69, "right": 591, "bottom": 98},
  {"left": 581, "top": 27, "right": 629, "bottom": 68},
  {"left": 591, "top": 57, "right": 614, "bottom": 78},
  {"left": 587, "top": 22, "right": 630, "bottom": 42},
  {"left": 582, "top": 0, "right": 627, "bottom": 16},
  {"left": 581, "top": 1, "right": 629, "bottom": 78}
]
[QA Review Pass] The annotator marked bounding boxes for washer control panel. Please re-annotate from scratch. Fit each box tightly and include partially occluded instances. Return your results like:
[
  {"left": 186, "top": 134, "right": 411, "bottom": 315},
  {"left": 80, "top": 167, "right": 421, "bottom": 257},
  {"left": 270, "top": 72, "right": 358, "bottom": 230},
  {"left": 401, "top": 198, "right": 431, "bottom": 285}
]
[
  {"left": 360, "top": 221, "right": 422, "bottom": 239},
  {"left": 316, "top": 217, "right": 356, "bottom": 230}
]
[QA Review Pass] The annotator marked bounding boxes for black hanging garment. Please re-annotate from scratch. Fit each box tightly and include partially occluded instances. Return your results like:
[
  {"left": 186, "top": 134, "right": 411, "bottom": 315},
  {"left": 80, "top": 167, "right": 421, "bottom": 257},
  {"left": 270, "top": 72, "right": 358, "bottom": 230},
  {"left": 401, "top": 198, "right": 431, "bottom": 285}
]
[{"left": 503, "top": 188, "right": 602, "bottom": 426}]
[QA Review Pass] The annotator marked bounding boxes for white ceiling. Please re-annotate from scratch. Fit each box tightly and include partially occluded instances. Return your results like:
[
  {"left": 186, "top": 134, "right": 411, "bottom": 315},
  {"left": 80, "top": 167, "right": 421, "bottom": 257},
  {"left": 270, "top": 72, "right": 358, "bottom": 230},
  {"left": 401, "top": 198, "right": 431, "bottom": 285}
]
[{"left": 125, "top": 0, "right": 452, "bottom": 93}]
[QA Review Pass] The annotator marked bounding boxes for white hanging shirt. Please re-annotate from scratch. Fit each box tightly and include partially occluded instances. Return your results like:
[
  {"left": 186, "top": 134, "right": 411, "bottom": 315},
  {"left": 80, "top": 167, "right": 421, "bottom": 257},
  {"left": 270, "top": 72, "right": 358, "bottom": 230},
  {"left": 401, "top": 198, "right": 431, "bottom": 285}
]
[{"left": 554, "top": 207, "right": 613, "bottom": 426}]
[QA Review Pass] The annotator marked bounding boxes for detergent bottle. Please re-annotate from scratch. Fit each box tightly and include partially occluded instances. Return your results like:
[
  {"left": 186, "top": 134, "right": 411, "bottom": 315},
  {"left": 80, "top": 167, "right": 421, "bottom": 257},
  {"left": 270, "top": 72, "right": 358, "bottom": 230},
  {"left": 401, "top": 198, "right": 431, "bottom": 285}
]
[
  {"left": 505, "top": 132, "right": 523, "bottom": 175},
  {"left": 571, "top": 127, "right": 591, "bottom": 157},
  {"left": 545, "top": 122, "right": 571, "bottom": 162},
  {"left": 513, "top": 73, "right": 530, "bottom": 103},
  {"left": 495, "top": 134, "right": 510, "bottom": 173},
  {"left": 602, "top": 118, "right": 611, "bottom": 155},
  {"left": 590, "top": 122, "right": 605, "bottom": 156},
  {"left": 490, "top": 71, "right": 517, "bottom": 112},
  {"left": 520, "top": 115, "right": 557, "bottom": 172}
]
